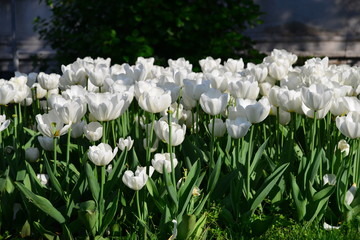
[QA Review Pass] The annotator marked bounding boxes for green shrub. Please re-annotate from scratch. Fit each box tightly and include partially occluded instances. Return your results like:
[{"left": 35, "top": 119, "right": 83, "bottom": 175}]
[{"left": 34, "top": 0, "right": 263, "bottom": 68}]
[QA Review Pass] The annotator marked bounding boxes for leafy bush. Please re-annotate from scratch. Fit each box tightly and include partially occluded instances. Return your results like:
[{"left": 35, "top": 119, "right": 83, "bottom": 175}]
[{"left": 34, "top": 0, "right": 263, "bottom": 68}]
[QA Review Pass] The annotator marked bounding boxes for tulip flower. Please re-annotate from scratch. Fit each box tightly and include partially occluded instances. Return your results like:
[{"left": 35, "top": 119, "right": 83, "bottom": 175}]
[
  {"left": 86, "top": 63, "right": 110, "bottom": 88},
  {"left": 122, "top": 166, "right": 154, "bottom": 190},
  {"left": 228, "top": 76, "right": 259, "bottom": 100},
  {"left": 183, "top": 78, "right": 211, "bottom": 101},
  {"left": 70, "top": 121, "right": 85, "bottom": 138},
  {"left": 37, "top": 72, "right": 60, "bottom": 90},
  {"left": 154, "top": 118, "right": 186, "bottom": 146},
  {"left": 336, "top": 111, "right": 360, "bottom": 139},
  {"left": 224, "top": 58, "right": 244, "bottom": 73},
  {"left": 151, "top": 153, "right": 178, "bottom": 174},
  {"left": 199, "top": 56, "right": 221, "bottom": 73},
  {"left": 53, "top": 98, "right": 87, "bottom": 124},
  {"left": 277, "top": 88, "right": 303, "bottom": 114},
  {"left": 59, "top": 60, "right": 87, "bottom": 89},
  {"left": 0, "top": 115, "right": 10, "bottom": 132},
  {"left": 345, "top": 183, "right": 357, "bottom": 205},
  {"left": 87, "top": 143, "right": 118, "bottom": 166},
  {"left": 138, "top": 86, "right": 172, "bottom": 113},
  {"left": 323, "top": 222, "right": 341, "bottom": 231},
  {"left": 199, "top": 88, "right": 229, "bottom": 115},
  {"left": 226, "top": 117, "right": 252, "bottom": 139},
  {"left": 86, "top": 92, "right": 132, "bottom": 121},
  {"left": 117, "top": 136, "right": 134, "bottom": 151},
  {"left": 83, "top": 122, "right": 103, "bottom": 142},
  {"left": 36, "top": 109, "right": 71, "bottom": 138},
  {"left": 0, "top": 81, "right": 16, "bottom": 105},
  {"left": 301, "top": 83, "right": 333, "bottom": 111}
]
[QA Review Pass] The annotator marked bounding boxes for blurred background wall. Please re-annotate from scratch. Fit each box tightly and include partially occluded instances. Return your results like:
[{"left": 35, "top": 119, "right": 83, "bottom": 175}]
[
  {"left": 246, "top": 0, "right": 360, "bottom": 65},
  {"left": 0, "top": 0, "right": 55, "bottom": 78},
  {"left": 0, "top": 0, "right": 360, "bottom": 78}
]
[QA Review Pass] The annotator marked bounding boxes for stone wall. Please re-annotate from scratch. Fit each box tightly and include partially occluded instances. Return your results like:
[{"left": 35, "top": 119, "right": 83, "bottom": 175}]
[
  {"left": 0, "top": 0, "right": 55, "bottom": 78},
  {"left": 246, "top": 0, "right": 360, "bottom": 65}
]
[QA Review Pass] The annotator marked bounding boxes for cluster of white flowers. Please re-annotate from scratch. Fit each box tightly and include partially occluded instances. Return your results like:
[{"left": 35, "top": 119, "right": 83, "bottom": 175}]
[{"left": 4, "top": 49, "right": 360, "bottom": 190}]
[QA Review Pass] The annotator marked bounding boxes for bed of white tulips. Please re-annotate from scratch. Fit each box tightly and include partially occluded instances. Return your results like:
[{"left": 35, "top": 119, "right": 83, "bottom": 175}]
[{"left": 1, "top": 49, "right": 360, "bottom": 239}]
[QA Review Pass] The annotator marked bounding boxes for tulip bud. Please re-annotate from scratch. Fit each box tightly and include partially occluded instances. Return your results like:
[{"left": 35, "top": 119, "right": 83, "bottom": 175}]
[
  {"left": 38, "top": 136, "right": 54, "bottom": 151},
  {"left": 337, "top": 139, "right": 350, "bottom": 157},
  {"left": 36, "top": 174, "right": 49, "bottom": 186},
  {"left": 117, "top": 136, "right": 134, "bottom": 151},
  {"left": 323, "top": 174, "right": 337, "bottom": 186},
  {"left": 25, "top": 147, "right": 40, "bottom": 162},
  {"left": 208, "top": 118, "right": 226, "bottom": 137}
]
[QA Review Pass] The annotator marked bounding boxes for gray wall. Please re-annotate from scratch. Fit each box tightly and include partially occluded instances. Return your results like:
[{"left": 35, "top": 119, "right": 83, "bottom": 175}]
[
  {"left": 0, "top": 0, "right": 55, "bottom": 76},
  {"left": 246, "top": 0, "right": 360, "bottom": 64}
]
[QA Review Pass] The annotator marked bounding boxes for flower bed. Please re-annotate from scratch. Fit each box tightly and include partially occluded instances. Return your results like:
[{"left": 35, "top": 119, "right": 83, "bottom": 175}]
[{"left": 0, "top": 49, "right": 359, "bottom": 239}]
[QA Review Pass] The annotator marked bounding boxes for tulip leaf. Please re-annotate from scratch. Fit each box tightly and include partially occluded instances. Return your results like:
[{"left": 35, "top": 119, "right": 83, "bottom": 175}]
[
  {"left": 304, "top": 185, "right": 334, "bottom": 222},
  {"left": 32, "top": 221, "right": 57, "bottom": 240},
  {"left": 250, "top": 137, "right": 269, "bottom": 173},
  {"left": 104, "top": 150, "right": 127, "bottom": 197},
  {"left": 85, "top": 162, "right": 100, "bottom": 202},
  {"left": 290, "top": 173, "right": 307, "bottom": 221},
  {"left": 100, "top": 192, "right": 120, "bottom": 235},
  {"left": 308, "top": 148, "right": 325, "bottom": 184},
  {"left": 193, "top": 194, "right": 210, "bottom": 217},
  {"left": 62, "top": 224, "right": 73, "bottom": 240},
  {"left": 178, "top": 160, "right": 201, "bottom": 217},
  {"left": 163, "top": 169, "right": 178, "bottom": 207},
  {"left": 24, "top": 162, "right": 48, "bottom": 198},
  {"left": 206, "top": 155, "right": 222, "bottom": 194},
  {"left": 15, "top": 182, "right": 66, "bottom": 224},
  {"left": 78, "top": 200, "right": 98, "bottom": 237},
  {"left": 249, "top": 162, "right": 289, "bottom": 214},
  {"left": 43, "top": 156, "right": 65, "bottom": 199}
]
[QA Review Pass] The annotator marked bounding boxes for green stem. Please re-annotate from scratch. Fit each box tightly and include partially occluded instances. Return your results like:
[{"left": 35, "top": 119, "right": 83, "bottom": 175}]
[
  {"left": 310, "top": 111, "right": 317, "bottom": 163},
  {"left": 210, "top": 115, "right": 216, "bottom": 169},
  {"left": 145, "top": 113, "right": 155, "bottom": 176},
  {"left": 275, "top": 107, "right": 280, "bottom": 162},
  {"left": 53, "top": 137, "right": 58, "bottom": 175},
  {"left": 101, "top": 121, "right": 107, "bottom": 143},
  {"left": 66, "top": 127, "right": 72, "bottom": 191},
  {"left": 99, "top": 165, "right": 105, "bottom": 228},
  {"left": 136, "top": 190, "right": 142, "bottom": 220},
  {"left": 247, "top": 126, "right": 254, "bottom": 200},
  {"left": 168, "top": 109, "right": 176, "bottom": 186}
]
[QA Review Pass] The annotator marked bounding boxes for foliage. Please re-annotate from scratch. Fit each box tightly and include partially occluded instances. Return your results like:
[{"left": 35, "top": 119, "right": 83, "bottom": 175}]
[{"left": 34, "top": 0, "right": 264, "bottom": 69}]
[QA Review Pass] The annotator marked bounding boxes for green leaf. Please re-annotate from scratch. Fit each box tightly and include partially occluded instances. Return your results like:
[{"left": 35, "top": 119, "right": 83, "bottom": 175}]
[
  {"left": 290, "top": 173, "right": 307, "bottom": 221},
  {"left": 85, "top": 162, "right": 100, "bottom": 202},
  {"left": 43, "top": 156, "right": 65, "bottom": 199},
  {"left": 78, "top": 200, "right": 98, "bottom": 237},
  {"left": 249, "top": 163, "right": 289, "bottom": 213},
  {"left": 15, "top": 182, "right": 66, "bottom": 224},
  {"left": 206, "top": 155, "right": 222, "bottom": 194},
  {"left": 163, "top": 169, "right": 178, "bottom": 207},
  {"left": 62, "top": 224, "right": 73, "bottom": 240},
  {"left": 250, "top": 137, "right": 269, "bottom": 173},
  {"left": 104, "top": 150, "right": 127, "bottom": 197},
  {"left": 178, "top": 161, "right": 201, "bottom": 217},
  {"left": 20, "top": 220, "right": 31, "bottom": 238},
  {"left": 32, "top": 221, "right": 56, "bottom": 240},
  {"left": 100, "top": 192, "right": 120, "bottom": 235},
  {"left": 305, "top": 185, "right": 334, "bottom": 222}
]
